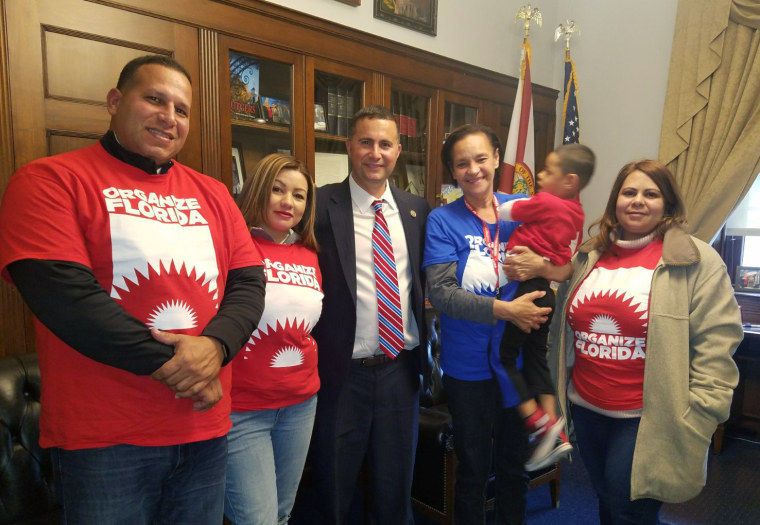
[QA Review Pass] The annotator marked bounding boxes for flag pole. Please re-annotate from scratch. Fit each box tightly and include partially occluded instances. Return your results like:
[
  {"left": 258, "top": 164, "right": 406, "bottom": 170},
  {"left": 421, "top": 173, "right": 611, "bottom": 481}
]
[
  {"left": 500, "top": 5, "right": 541, "bottom": 195},
  {"left": 516, "top": 4, "right": 542, "bottom": 42},
  {"left": 555, "top": 20, "right": 581, "bottom": 145}
]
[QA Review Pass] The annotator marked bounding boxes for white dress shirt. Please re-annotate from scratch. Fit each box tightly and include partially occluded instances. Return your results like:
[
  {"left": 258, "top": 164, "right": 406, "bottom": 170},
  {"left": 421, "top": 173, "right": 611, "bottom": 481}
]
[{"left": 348, "top": 176, "right": 419, "bottom": 358}]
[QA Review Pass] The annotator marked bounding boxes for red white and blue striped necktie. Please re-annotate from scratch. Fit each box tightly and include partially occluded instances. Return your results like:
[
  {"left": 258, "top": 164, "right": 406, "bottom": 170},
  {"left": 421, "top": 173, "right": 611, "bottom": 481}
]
[{"left": 372, "top": 199, "right": 403, "bottom": 359}]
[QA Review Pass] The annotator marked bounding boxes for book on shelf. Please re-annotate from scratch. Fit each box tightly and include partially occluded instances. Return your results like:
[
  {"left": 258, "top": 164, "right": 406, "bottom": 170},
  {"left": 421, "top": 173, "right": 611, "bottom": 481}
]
[
  {"left": 345, "top": 89, "right": 356, "bottom": 135},
  {"left": 336, "top": 87, "right": 347, "bottom": 137},
  {"left": 327, "top": 86, "right": 338, "bottom": 135},
  {"left": 315, "top": 103, "right": 327, "bottom": 131},
  {"left": 399, "top": 94, "right": 407, "bottom": 150},
  {"left": 392, "top": 91, "right": 401, "bottom": 145},
  {"left": 408, "top": 114, "right": 418, "bottom": 152},
  {"left": 229, "top": 51, "right": 264, "bottom": 122}
]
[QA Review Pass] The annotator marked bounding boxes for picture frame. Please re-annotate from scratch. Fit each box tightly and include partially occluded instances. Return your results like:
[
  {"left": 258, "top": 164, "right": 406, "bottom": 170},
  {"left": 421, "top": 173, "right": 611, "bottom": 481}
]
[
  {"left": 735, "top": 266, "right": 760, "bottom": 292},
  {"left": 334, "top": 0, "right": 360, "bottom": 5},
  {"left": 374, "top": 0, "right": 437, "bottom": 36},
  {"left": 231, "top": 143, "right": 245, "bottom": 196},
  {"left": 261, "top": 96, "right": 291, "bottom": 125}
]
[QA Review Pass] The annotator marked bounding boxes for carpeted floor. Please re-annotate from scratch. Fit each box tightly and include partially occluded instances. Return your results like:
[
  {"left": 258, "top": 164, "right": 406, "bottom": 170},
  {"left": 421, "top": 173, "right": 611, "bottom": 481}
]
[
  {"left": 424, "top": 436, "right": 760, "bottom": 524},
  {"left": 294, "top": 436, "right": 760, "bottom": 524},
  {"left": 522, "top": 436, "right": 760, "bottom": 525},
  {"left": 660, "top": 437, "right": 760, "bottom": 525}
]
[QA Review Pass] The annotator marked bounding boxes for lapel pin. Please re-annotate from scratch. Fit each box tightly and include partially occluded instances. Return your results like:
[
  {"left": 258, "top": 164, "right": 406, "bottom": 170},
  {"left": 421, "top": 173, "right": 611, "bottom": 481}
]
[{"left": 410, "top": 210, "right": 417, "bottom": 218}]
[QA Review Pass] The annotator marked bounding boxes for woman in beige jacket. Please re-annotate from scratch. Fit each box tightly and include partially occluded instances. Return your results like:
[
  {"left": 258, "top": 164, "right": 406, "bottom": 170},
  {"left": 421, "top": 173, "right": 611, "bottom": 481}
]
[{"left": 549, "top": 160, "right": 743, "bottom": 524}]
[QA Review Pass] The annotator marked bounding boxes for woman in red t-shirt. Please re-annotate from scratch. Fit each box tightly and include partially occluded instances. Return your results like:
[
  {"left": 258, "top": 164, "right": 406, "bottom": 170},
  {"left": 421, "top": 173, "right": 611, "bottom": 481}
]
[
  {"left": 224, "top": 154, "right": 323, "bottom": 525},
  {"left": 549, "top": 160, "right": 742, "bottom": 524}
]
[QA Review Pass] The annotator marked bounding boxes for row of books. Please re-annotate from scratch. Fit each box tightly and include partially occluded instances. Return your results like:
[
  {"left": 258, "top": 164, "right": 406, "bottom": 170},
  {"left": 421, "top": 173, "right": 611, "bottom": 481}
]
[
  {"left": 321, "top": 86, "right": 356, "bottom": 137},
  {"left": 392, "top": 91, "right": 425, "bottom": 153}
]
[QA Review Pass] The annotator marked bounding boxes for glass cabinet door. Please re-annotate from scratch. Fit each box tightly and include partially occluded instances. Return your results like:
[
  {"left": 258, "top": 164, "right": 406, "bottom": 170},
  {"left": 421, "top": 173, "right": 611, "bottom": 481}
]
[
  {"left": 220, "top": 38, "right": 304, "bottom": 197},
  {"left": 436, "top": 93, "right": 481, "bottom": 205},
  {"left": 389, "top": 83, "right": 431, "bottom": 200},
  {"left": 309, "top": 59, "right": 373, "bottom": 187}
]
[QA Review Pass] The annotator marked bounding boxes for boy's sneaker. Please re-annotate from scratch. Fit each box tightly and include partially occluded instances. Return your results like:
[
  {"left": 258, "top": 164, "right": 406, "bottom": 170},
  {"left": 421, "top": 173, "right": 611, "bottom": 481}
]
[{"left": 525, "top": 416, "right": 571, "bottom": 471}]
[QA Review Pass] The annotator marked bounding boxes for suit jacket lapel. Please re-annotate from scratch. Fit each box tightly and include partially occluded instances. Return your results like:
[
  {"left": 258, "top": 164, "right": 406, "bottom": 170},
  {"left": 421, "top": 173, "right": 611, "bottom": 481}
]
[{"left": 327, "top": 179, "right": 357, "bottom": 305}]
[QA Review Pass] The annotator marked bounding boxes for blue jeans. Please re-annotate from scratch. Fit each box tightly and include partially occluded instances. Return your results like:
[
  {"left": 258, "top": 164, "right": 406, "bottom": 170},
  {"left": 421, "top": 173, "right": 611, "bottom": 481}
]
[
  {"left": 51, "top": 436, "right": 227, "bottom": 525},
  {"left": 224, "top": 395, "right": 317, "bottom": 525},
  {"left": 572, "top": 405, "right": 663, "bottom": 525},
  {"left": 444, "top": 374, "right": 529, "bottom": 525}
]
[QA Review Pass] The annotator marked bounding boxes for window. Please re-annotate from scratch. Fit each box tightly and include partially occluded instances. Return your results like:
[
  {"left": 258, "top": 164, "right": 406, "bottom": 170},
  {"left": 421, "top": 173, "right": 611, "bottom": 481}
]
[{"left": 725, "top": 173, "right": 760, "bottom": 266}]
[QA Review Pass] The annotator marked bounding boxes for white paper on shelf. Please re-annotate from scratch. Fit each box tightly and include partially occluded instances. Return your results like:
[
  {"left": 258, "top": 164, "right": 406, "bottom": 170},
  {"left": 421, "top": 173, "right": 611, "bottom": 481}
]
[
  {"left": 405, "top": 165, "right": 425, "bottom": 196},
  {"left": 315, "top": 152, "right": 350, "bottom": 187}
]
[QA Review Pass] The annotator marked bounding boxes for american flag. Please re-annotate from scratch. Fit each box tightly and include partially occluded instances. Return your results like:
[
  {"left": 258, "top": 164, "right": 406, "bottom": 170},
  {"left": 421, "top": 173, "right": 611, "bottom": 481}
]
[
  {"left": 562, "top": 56, "right": 580, "bottom": 144},
  {"left": 562, "top": 54, "right": 584, "bottom": 250}
]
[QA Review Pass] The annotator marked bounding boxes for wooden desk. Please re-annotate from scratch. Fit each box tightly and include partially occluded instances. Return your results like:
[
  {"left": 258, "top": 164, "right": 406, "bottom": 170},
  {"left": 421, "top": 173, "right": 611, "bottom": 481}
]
[{"left": 714, "top": 326, "right": 760, "bottom": 453}]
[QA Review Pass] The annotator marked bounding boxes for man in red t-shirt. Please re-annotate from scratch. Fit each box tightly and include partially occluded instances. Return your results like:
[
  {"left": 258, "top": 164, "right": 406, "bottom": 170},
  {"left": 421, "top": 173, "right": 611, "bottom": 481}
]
[{"left": 0, "top": 55, "right": 265, "bottom": 523}]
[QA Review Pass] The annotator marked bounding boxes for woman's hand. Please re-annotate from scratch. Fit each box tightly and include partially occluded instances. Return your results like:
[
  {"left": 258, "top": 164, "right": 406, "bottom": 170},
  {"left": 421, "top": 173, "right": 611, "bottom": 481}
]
[
  {"left": 504, "top": 245, "right": 572, "bottom": 282},
  {"left": 493, "top": 290, "right": 551, "bottom": 332}
]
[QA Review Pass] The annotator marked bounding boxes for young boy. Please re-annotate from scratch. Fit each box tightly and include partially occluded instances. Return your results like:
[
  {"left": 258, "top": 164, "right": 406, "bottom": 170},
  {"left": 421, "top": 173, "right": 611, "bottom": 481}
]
[{"left": 498, "top": 143, "right": 595, "bottom": 471}]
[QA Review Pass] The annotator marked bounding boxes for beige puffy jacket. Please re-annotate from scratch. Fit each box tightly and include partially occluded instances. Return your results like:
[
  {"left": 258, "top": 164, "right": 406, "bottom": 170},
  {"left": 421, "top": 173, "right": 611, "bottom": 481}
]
[{"left": 550, "top": 227, "right": 743, "bottom": 503}]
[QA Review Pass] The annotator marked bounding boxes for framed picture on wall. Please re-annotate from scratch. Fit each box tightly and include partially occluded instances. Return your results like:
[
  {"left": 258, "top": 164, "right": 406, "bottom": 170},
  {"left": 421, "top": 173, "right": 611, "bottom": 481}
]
[
  {"left": 374, "top": 0, "right": 437, "bottom": 36},
  {"left": 735, "top": 266, "right": 760, "bottom": 292},
  {"left": 232, "top": 143, "right": 245, "bottom": 196}
]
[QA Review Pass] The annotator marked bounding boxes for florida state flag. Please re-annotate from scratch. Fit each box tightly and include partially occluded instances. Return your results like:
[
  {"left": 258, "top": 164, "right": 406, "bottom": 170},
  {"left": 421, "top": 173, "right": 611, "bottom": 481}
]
[{"left": 499, "top": 41, "right": 535, "bottom": 195}]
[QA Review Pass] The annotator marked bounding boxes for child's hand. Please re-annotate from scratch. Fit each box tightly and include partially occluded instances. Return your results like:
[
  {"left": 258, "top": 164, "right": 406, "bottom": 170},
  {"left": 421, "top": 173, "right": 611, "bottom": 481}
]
[{"left": 503, "top": 245, "right": 544, "bottom": 281}]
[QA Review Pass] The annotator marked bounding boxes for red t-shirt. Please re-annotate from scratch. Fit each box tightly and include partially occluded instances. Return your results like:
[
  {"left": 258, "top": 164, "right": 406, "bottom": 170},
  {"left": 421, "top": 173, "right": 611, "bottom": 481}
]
[
  {"left": 501, "top": 192, "right": 584, "bottom": 266},
  {"left": 0, "top": 143, "right": 261, "bottom": 449},
  {"left": 231, "top": 235, "right": 323, "bottom": 410},
  {"left": 567, "top": 239, "right": 663, "bottom": 411}
]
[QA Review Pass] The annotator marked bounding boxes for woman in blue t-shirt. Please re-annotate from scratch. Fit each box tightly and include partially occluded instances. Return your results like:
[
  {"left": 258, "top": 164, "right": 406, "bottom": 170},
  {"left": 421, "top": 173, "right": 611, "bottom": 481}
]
[{"left": 423, "top": 124, "right": 570, "bottom": 524}]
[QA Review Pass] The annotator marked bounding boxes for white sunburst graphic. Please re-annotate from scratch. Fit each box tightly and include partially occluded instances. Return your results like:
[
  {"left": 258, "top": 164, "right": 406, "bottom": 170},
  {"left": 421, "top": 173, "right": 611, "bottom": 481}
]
[
  {"left": 146, "top": 300, "right": 198, "bottom": 329},
  {"left": 589, "top": 314, "right": 620, "bottom": 335},
  {"left": 270, "top": 346, "right": 305, "bottom": 368}
]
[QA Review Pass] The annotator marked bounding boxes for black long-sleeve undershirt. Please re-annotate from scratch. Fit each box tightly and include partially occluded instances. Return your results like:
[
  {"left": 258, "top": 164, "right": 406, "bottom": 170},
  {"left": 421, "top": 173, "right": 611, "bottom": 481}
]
[{"left": 8, "top": 259, "right": 265, "bottom": 375}]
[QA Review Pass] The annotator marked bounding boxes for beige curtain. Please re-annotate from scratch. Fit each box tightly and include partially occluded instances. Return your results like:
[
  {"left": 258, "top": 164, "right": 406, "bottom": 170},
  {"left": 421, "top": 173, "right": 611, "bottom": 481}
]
[{"left": 659, "top": 0, "right": 760, "bottom": 242}]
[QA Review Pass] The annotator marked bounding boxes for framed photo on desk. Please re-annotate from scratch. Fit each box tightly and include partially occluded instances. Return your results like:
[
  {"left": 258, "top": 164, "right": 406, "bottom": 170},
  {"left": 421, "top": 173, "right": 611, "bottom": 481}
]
[{"left": 735, "top": 266, "right": 760, "bottom": 292}]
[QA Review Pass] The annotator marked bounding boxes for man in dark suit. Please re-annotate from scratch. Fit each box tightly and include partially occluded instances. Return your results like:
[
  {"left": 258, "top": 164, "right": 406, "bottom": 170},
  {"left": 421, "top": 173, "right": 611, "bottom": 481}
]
[{"left": 311, "top": 105, "right": 430, "bottom": 524}]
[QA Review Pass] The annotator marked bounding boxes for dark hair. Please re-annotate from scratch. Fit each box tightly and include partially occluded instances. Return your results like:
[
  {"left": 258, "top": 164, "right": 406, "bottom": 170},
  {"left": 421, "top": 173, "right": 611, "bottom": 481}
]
[
  {"left": 590, "top": 159, "right": 687, "bottom": 254},
  {"left": 440, "top": 124, "right": 502, "bottom": 184},
  {"left": 116, "top": 55, "right": 192, "bottom": 91},
  {"left": 556, "top": 143, "right": 595, "bottom": 189},
  {"left": 237, "top": 153, "right": 318, "bottom": 252},
  {"left": 348, "top": 105, "right": 398, "bottom": 140}
]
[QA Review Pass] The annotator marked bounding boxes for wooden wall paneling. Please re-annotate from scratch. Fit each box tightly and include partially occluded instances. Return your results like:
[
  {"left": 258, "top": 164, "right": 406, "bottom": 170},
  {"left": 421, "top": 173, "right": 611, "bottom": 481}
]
[
  {"left": 372, "top": 71, "right": 386, "bottom": 107},
  {"left": 1, "top": 0, "right": 201, "bottom": 356},
  {"left": 304, "top": 56, "right": 317, "bottom": 179},
  {"left": 6, "top": 0, "right": 201, "bottom": 169},
  {"left": 0, "top": 3, "right": 14, "bottom": 200},
  {"left": 0, "top": 3, "right": 30, "bottom": 358},
  {"left": 292, "top": 54, "right": 307, "bottom": 170},
  {"left": 97, "top": 0, "right": 538, "bottom": 110},
  {"left": 200, "top": 28, "right": 222, "bottom": 181}
]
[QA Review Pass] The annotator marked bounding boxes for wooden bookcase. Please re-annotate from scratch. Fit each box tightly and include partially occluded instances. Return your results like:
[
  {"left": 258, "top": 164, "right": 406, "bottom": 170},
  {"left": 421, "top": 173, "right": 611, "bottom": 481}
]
[{"left": 0, "top": 0, "right": 558, "bottom": 356}]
